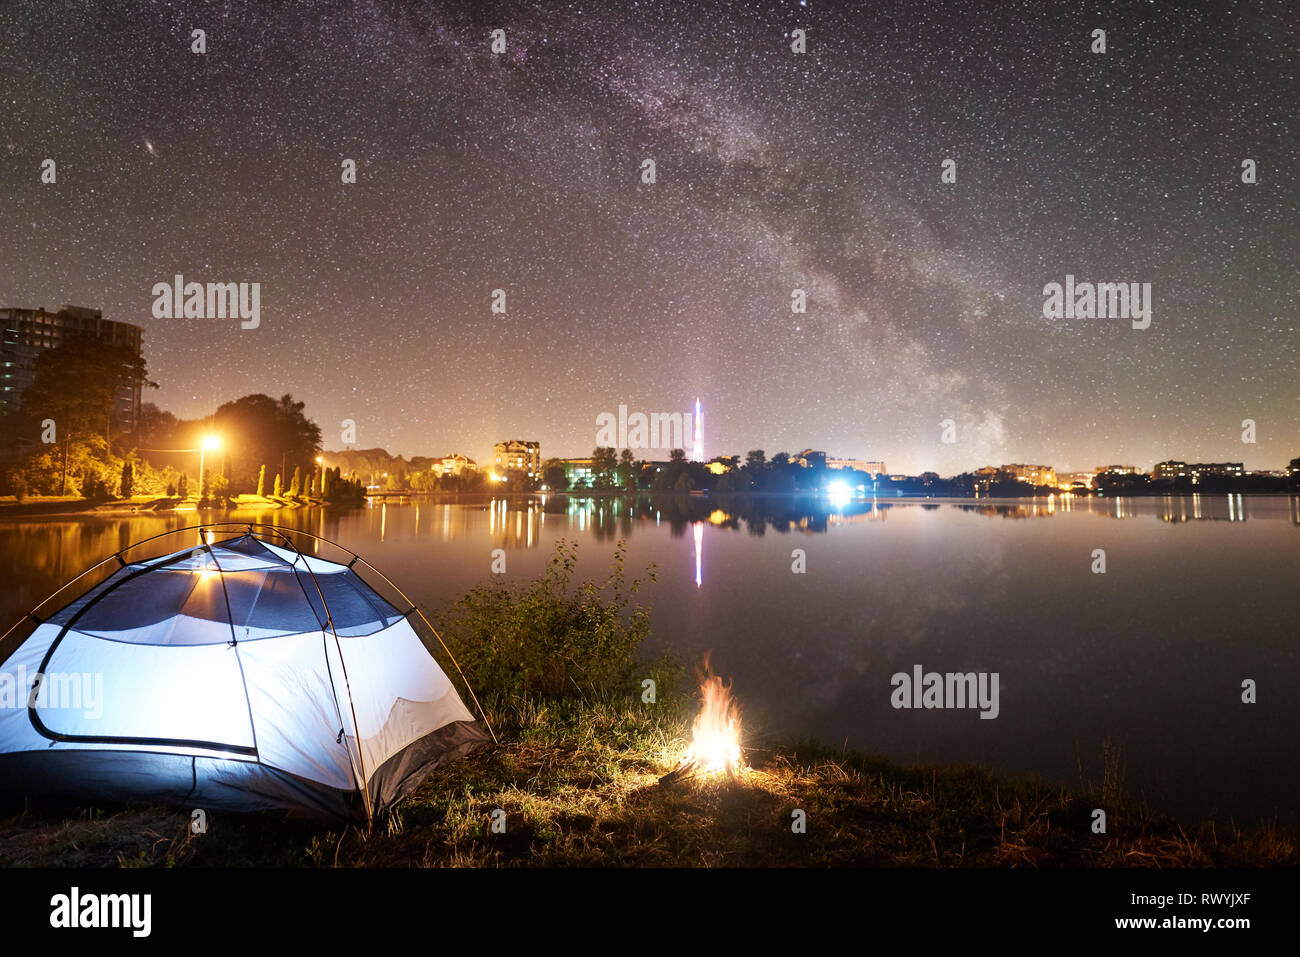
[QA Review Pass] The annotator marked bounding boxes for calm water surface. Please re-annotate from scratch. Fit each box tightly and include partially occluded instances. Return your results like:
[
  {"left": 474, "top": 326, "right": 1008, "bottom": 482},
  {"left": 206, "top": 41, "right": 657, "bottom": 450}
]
[{"left": 2, "top": 493, "right": 1297, "bottom": 824}]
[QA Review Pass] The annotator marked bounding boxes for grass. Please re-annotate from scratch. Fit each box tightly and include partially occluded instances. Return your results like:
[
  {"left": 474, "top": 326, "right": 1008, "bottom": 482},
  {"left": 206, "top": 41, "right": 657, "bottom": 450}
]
[
  {"left": 1, "top": 694, "right": 1294, "bottom": 868},
  {"left": 0, "top": 539, "right": 1295, "bottom": 868}
]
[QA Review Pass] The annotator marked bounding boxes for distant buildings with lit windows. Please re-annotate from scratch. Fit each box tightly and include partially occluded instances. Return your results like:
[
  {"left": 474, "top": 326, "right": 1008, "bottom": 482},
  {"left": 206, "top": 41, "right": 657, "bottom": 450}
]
[
  {"left": 1193, "top": 462, "right": 1244, "bottom": 481},
  {"left": 978, "top": 463, "right": 1058, "bottom": 486},
  {"left": 828, "top": 457, "right": 886, "bottom": 476},
  {"left": 791, "top": 451, "right": 886, "bottom": 475},
  {"left": 1, "top": 305, "right": 144, "bottom": 432},
  {"left": 560, "top": 457, "right": 595, "bottom": 486},
  {"left": 793, "top": 449, "right": 827, "bottom": 469},
  {"left": 433, "top": 453, "right": 476, "bottom": 477},
  {"left": 493, "top": 440, "right": 541, "bottom": 480},
  {"left": 1006, "top": 464, "right": 1057, "bottom": 486},
  {"left": 1152, "top": 461, "right": 1244, "bottom": 484}
]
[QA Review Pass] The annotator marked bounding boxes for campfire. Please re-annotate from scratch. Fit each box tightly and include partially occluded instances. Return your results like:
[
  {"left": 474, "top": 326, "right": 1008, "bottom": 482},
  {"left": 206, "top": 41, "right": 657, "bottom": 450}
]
[{"left": 660, "top": 654, "right": 744, "bottom": 784}]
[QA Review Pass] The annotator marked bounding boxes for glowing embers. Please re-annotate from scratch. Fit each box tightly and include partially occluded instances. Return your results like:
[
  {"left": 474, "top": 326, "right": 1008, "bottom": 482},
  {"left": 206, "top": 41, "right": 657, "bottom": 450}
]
[{"left": 660, "top": 655, "right": 744, "bottom": 785}]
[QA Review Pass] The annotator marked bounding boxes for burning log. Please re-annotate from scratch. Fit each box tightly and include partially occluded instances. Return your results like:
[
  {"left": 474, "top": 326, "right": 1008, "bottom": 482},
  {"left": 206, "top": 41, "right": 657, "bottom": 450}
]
[
  {"left": 660, "top": 654, "right": 743, "bottom": 785},
  {"left": 658, "top": 758, "right": 700, "bottom": 786},
  {"left": 658, "top": 756, "right": 741, "bottom": 786}
]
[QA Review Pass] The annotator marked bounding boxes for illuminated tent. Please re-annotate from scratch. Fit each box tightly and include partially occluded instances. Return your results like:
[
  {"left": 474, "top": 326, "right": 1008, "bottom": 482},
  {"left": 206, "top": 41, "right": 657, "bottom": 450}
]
[{"left": 0, "top": 529, "right": 488, "bottom": 821}]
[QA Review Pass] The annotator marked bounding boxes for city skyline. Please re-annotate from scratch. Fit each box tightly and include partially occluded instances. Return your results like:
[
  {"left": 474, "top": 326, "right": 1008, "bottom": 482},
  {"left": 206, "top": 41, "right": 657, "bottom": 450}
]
[{"left": 4, "top": 300, "right": 1294, "bottom": 475}]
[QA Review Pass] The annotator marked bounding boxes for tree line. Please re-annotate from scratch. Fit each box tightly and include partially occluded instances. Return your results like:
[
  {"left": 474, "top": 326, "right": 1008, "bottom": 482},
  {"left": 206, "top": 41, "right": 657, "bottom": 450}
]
[{"left": 0, "top": 333, "right": 361, "bottom": 503}]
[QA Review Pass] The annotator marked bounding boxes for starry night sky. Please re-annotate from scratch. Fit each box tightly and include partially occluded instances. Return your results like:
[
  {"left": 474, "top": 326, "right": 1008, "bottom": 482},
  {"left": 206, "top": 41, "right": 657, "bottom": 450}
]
[{"left": 2, "top": 0, "right": 1296, "bottom": 473}]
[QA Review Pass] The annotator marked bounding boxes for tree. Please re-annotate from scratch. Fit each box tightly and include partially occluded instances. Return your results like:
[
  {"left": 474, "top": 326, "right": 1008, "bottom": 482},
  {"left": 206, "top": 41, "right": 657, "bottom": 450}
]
[
  {"left": 618, "top": 449, "right": 636, "bottom": 490},
  {"left": 592, "top": 447, "right": 618, "bottom": 489},
  {"left": 272, "top": 472, "right": 282, "bottom": 496},
  {"left": 661, "top": 448, "right": 689, "bottom": 489},
  {"left": 177, "top": 473, "right": 188, "bottom": 499},
  {"left": 136, "top": 402, "right": 178, "bottom": 448},
  {"left": 209, "top": 473, "right": 230, "bottom": 504},
  {"left": 289, "top": 466, "right": 302, "bottom": 498},
  {"left": 211, "top": 393, "right": 322, "bottom": 494},
  {"left": 256, "top": 464, "right": 266, "bottom": 496},
  {"left": 81, "top": 468, "right": 111, "bottom": 500},
  {"left": 118, "top": 460, "right": 134, "bottom": 498},
  {"left": 19, "top": 335, "right": 156, "bottom": 450},
  {"left": 410, "top": 468, "right": 440, "bottom": 492},
  {"left": 541, "top": 459, "right": 570, "bottom": 491}
]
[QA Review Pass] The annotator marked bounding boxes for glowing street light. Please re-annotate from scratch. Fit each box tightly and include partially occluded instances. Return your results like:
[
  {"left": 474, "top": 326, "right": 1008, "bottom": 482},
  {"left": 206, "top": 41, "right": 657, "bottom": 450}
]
[{"left": 198, "top": 434, "right": 221, "bottom": 501}]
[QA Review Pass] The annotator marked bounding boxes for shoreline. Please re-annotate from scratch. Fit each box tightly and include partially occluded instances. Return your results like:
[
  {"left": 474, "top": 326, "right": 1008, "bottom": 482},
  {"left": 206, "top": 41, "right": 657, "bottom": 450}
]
[
  {"left": 1, "top": 694, "right": 1294, "bottom": 867},
  {"left": 0, "top": 494, "right": 332, "bottom": 520},
  {"left": 3, "top": 487, "right": 1298, "bottom": 521}
]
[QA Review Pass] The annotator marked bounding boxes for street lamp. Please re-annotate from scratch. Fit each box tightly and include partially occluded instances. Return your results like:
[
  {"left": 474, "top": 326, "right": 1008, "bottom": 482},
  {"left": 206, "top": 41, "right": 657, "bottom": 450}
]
[{"left": 199, "top": 434, "right": 220, "bottom": 500}]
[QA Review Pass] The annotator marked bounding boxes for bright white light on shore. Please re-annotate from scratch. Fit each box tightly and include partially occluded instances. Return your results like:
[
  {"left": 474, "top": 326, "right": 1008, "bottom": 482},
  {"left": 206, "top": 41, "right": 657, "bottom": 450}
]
[
  {"left": 202, "top": 435, "right": 220, "bottom": 451},
  {"left": 827, "top": 480, "right": 851, "bottom": 507}
]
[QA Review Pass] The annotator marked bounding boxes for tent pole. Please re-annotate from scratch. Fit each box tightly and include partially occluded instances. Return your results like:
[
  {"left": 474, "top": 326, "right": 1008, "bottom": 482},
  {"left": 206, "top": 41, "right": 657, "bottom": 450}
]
[
  {"left": 202, "top": 538, "right": 262, "bottom": 763},
  {"left": 398, "top": 600, "right": 497, "bottom": 747},
  {"left": 266, "top": 528, "right": 374, "bottom": 825},
  {"left": 241, "top": 523, "right": 499, "bottom": 747}
]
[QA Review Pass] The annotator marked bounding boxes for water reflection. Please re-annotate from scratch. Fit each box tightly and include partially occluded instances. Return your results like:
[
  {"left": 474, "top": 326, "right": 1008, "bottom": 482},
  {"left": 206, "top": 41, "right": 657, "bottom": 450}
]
[
  {"left": 1155, "top": 492, "right": 1250, "bottom": 523},
  {"left": 693, "top": 521, "right": 703, "bottom": 588},
  {"left": 2, "top": 493, "right": 1295, "bottom": 619},
  {"left": 952, "top": 501, "right": 1060, "bottom": 519}
]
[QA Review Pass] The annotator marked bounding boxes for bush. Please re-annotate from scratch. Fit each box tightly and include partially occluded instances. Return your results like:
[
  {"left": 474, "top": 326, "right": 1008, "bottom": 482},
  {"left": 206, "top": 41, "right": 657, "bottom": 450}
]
[
  {"left": 208, "top": 473, "right": 230, "bottom": 504},
  {"left": 436, "top": 539, "right": 665, "bottom": 700},
  {"left": 81, "top": 470, "right": 112, "bottom": 500}
]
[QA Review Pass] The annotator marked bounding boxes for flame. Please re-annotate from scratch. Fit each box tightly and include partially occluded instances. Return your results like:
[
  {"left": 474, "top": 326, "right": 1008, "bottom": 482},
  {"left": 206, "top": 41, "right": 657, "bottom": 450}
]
[{"left": 681, "top": 655, "right": 743, "bottom": 775}]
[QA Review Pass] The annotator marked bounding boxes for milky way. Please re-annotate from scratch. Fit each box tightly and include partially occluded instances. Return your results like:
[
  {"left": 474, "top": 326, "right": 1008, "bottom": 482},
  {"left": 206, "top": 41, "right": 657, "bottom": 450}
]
[{"left": 1, "top": 0, "right": 1296, "bottom": 472}]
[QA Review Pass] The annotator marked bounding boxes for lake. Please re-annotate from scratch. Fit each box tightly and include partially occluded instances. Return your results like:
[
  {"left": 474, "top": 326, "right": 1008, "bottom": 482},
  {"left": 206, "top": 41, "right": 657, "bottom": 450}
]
[{"left": 2, "top": 492, "right": 1297, "bottom": 824}]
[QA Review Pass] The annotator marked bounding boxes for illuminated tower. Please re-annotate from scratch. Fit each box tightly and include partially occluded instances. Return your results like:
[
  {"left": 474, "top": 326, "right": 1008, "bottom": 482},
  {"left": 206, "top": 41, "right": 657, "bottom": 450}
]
[{"left": 692, "top": 397, "right": 703, "bottom": 462}]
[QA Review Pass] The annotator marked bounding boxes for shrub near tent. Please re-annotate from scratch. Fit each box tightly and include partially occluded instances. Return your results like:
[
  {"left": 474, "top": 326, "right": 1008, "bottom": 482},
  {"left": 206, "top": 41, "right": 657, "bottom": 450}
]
[{"left": 0, "top": 528, "right": 488, "bottom": 821}]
